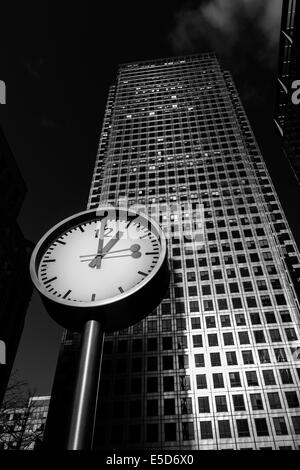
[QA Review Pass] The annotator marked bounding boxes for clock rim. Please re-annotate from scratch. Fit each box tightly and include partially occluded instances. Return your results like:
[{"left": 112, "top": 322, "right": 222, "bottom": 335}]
[{"left": 30, "top": 206, "right": 168, "bottom": 309}]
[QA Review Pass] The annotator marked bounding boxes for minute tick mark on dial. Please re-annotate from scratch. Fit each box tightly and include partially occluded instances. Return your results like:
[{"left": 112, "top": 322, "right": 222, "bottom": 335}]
[
  {"left": 91, "top": 294, "right": 96, "bottom": 301},
  {"left": 138, "top": 271, "right": 147, "bottom": 277},
  {"left": 44, "top": 276, "right": 58, "bottom": 285},
  {"left": 63, "top": 290, "right": 72, "bottom": 299},
  {"left": 56, "top": 240, "right": 66, "bottom": 245},
  {"left": 118, "top": 286, "right": 124, "bottom": 293}
]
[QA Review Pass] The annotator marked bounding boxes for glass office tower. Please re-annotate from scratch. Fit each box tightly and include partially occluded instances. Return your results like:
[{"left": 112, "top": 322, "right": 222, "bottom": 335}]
[{"left": 45, "top": 54, "right": 300, "bottom": 450}]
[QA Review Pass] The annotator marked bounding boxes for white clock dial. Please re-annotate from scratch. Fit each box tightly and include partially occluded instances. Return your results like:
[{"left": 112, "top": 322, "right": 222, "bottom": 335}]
[{"left": 38, "top": 217, "right": 161, "bottom": 302}]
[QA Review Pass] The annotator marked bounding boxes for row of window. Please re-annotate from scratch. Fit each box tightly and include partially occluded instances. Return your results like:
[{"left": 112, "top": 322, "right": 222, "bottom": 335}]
[{"left": 97, "top": 415, "right": 300, "bottom": 445}]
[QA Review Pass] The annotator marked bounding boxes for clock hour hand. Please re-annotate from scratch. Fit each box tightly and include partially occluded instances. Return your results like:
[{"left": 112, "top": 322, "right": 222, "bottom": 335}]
[{"left": 89, "top": 218, "right": 107, "bottom": 269}]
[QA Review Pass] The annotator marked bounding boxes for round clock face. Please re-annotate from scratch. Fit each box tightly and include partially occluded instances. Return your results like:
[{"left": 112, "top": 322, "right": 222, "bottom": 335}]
[{"left": 31, "top": 208, "right": 166, "bottom": 307}]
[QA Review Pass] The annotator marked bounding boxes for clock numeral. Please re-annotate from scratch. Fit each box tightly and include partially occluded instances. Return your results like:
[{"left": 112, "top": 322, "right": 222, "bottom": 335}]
[
  {"left": 91, "top": 294, "right": 96, "bottom": 301},
  {"left": 118, "top": 286, "right": 124, "bottom": 293}
]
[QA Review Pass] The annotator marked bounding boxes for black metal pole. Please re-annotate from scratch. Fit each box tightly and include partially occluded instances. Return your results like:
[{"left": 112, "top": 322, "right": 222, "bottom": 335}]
[{"left": 66, "top": 320, "right": 104, "bottom": 450}]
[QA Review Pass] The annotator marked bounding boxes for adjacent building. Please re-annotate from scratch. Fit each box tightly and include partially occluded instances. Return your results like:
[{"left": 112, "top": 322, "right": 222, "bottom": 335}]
[
  {"left": 0, "top": 127, "right": 33, "bottom": 405},
  {"left": 45, "top": 53, "right": 300, "bottom": 450},
  {"left": 0, "top": 395, "right": 50, "bottom": 450}
]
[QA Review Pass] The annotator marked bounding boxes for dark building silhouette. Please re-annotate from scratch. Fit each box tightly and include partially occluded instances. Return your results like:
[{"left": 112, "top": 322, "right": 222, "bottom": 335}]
[
  {"left": 45, "top": 54, "right": 300, "bottom": 450},
  {"left": 0, "top": 127, "right": 33, "bottom": 405}
]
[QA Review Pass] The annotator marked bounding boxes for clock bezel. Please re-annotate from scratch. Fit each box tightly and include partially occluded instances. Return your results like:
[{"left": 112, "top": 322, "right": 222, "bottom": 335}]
[{"left": 30, "top": 207, "right": 170, "bottom": 331}]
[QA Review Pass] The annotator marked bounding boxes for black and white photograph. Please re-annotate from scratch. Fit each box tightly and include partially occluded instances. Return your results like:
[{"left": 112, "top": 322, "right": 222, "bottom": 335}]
[{"left": 1, "top": 0, "right": 300, "bottom": 457}]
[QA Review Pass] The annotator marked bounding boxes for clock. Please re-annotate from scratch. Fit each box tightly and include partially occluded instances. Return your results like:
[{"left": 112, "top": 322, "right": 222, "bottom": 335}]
[{"left": 30, "top": 206, "right": 170, "bottom": 331}]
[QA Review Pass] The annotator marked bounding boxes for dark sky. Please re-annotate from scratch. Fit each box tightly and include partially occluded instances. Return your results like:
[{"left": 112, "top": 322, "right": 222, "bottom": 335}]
[{"left": 1, "top": 0, "right": 300, "bottom": 394}]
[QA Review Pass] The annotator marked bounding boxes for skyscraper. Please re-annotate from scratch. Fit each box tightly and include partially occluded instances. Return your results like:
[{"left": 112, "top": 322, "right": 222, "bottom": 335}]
[
  {"left": 274, "top": 0, "right": 300, "bottom": 185},
  {"left": 45, "top": 53, "right": 300, "bottom": 450},
  {"left": 0, "top": 127, "right": 33, "bottom": 405}
]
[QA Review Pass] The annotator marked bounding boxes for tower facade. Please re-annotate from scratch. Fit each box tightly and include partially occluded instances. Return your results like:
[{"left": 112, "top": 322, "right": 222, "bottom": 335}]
[{"left": 45, "top": 54, "right": 300, "bottom": 450}]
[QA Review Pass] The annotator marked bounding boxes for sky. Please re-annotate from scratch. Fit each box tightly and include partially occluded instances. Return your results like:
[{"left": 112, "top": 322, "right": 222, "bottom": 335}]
[{"left": 1, "top": 0, "right": 300, "bottom": 395}]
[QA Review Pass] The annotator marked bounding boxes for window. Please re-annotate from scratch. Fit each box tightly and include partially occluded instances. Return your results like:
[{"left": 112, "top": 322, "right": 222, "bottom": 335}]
[
  {"left": 206, "top": 316, "right": 216, "bottom": 328},
  {"left": 177, "top": 336, "right": 187, "bottom": 349},
  {"left": 226, "top": 351, "right": 237, "bottom": 365},
  {"left": 285, "top": 328, "right": 297, "bottom": 341},
  {"left": 195, "top": 354, "right": 205, "bottom": 367},
  {"left": 221, "top": 315, "right": 231, "bottom": 327},
  {"left": 250, "top": 393, "right": 263, "bottom": 410},
  {"left": 215, "top": 396, "right": 228, "bottom": 412},
  {"left": 200, "top": 421, "right": 213, "bottom": 439},
  {"left": 229, "top": 372, "right": 241, "bottom": 387},
  {"left": 147, "top": 338, "right": 158, "bottom": 351},
  {"left": 265, "top": 312, "right": 276, "bottom": 323},
  {"left": 147, "top": 357, "right": 158, "bottom": 371},
  {"left": 204, "top": 300, "right": 214, "bottom": 311},
  {"left": 274, "top": 348, "right": 287, "bottom": 362},
  {"left": 279, "top": 368, "right": 293, "bottom": 384},
  {"left": 130, "top": 400, "right": 141, "bottom": 417},
  {"left": 258, "top": 349, "right": 270, "bottom": 363},
  {"left": 263, "top": 370, "right": 276, "bottom": 385},
  {"left": 193, "top": 335, "right": 202, "bottom": 348},
  {"left": 164, "top": 399, "right": 175, "bottom": 415},
  {"left": 208, "top": 334, "right": 218, "bottom": 346},
  {"left": 254, "top": 330, "right": 265, "bottom": 343},
  {"left": 273, "top": 417, "right": 288, "bottom": 436},
  {"left": 285, "top": 391, "right": 299, "bottom": 408},
  {"left": 147, "top": 377, "right": 158, "bottom": 393},
  {"left": 242, "top": 350, "right": 254, "bottom": 364},
  {"left": 223, "top": 332, "right": 234, "bottom": 345},
  {"left": 147, "top": 400, "right": 158, "bottom": 416},
  {"left": 182, "top": 422, "right": 195, "bottom": 440},
  {"left": 233, "top": 395, "right": 245, "bottom": 411},
  {"left": 164, "top": 423, "right": 177, "bottom": 441},
  {"left": 198, "top": 397, "right": 210, "bottom": 413},
  {"left": 236, "top": 419, "right": 250, "bottom": 437},
  {"left": 269, "top": 329, "right": 282, "bottom": 342},
  {"left": 162, "top": 337, "right": 173, "bottom": 350},
  {"left": 213, "top": 373, "right": 224, "bottom": 388},
  {"left": 235, "top": 313, "right": 246, "bottom": 325},
  {"left": 179, "top": 375, "right": 191, "bottom": 391},
  {"left": 210, "top": 352, "right": 221, "bottom": 366},
  {"left": 255, "top": 418, "right": 269, "bottom": 437},
  {"left": 246, "top": 371, "right": 259, "bottom": 386},
  {"left": 176, "top": 318, "right": 186, "bottom": 331},
  {"left": 129, "top": 424, "right": 140, "bottom": 443},
  {"left": 239, "top": 332, "right": 250, "bottom": 345},
  {"left": 178, "top": 355, "right": 188, "bottom": 369},
  {"left": 267, "top": 392, "right": 282, "bottom": 409},
  {"left": 218, "top": 420, "right": 232, "bottom": 438},
  {"left": 292, "top": 416, "right": 300, "bottom": 435},
  {"left": 196, "top": 374, "right": 207, "bottom": 389},
  {"left": 191, "top": 317, "right": 201, "bottom": 329},
  {"left": 232, "top": 298, "right": 243, "bottom": 309},
  {"left": 163, "top": 376, "right": 174, "bottom": 392},
  {"left": 163, "top": 356, "right": 173, "bottom": 370}
]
